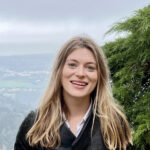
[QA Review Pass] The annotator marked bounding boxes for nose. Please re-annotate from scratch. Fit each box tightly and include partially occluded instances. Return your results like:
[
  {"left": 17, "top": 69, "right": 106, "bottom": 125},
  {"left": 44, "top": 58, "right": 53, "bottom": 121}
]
[{"left": 76, "top": 66, "right": 85, "bottom": 78}]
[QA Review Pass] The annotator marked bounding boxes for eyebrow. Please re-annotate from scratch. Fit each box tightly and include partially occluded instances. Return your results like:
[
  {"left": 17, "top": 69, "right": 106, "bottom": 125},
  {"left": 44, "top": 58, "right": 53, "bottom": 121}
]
[{"left": 66, "top": 59, "right": 96, "bottom": 65}]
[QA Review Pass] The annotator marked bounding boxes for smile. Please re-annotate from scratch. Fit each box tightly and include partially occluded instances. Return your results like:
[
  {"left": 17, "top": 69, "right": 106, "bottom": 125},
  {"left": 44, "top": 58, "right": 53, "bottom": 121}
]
[{"left": 71, "top": 81, "right": 88, "bottom": 86}]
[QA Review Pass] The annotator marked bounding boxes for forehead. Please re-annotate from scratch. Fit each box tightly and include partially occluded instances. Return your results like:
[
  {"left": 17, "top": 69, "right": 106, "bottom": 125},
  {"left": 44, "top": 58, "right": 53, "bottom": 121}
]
[{"left": 66, "top": 48, "right": 96, "bottom": 62}]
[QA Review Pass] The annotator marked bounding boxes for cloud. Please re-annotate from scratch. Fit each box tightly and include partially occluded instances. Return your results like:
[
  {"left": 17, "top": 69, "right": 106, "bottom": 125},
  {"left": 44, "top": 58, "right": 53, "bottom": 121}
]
[
  {"left": 0, "top": 19, "right": 114, "bottom": 56},
  {"left": 0, "top": 0, "right": 149, "bottom": 22},
  {"left": 0, "top": 18, "right": 137, "bottom": 55},
  {"left": 0, "top": 0, "right": 149, "bottom": 55},
  {"left": 0, "top": 19, "right": 113, "bottom": 43}
]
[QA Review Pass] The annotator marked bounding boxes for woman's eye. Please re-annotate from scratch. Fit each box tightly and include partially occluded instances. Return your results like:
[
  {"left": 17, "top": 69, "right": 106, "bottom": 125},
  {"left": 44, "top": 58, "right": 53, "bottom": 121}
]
[
  {"left": 68, "top": 63, "right": 76, "bottom": 68},
  {"left": 87, "top": 66, "right": 95, "bottom": 71}
]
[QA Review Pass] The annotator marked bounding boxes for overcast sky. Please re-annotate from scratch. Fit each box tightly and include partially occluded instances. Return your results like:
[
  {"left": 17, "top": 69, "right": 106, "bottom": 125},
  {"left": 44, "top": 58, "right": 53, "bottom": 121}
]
[{"left": 0, "top": 0, "right": 149, "bottom": 56}]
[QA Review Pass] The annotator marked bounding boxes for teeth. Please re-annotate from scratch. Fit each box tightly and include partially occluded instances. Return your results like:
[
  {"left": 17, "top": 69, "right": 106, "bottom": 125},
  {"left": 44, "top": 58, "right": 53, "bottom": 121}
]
[{"left": 72, "top": 81, "right": 87, "bottom": 86}]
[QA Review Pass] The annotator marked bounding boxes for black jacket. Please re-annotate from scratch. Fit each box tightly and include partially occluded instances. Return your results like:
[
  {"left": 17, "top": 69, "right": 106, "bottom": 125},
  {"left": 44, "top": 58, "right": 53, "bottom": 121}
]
[{"left": 14, "top": 111, "right": 108, "bottom": 150}]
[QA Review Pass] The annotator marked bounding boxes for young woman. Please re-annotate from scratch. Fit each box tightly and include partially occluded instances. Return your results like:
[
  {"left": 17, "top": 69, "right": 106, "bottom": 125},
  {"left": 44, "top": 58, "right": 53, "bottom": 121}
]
[{"left": 14, "top": 36, "right": 132, "bottom": 150}]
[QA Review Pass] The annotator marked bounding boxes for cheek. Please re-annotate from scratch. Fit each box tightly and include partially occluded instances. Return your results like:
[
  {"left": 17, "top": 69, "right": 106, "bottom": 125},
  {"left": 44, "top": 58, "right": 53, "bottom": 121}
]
[
  {"left": 62, "top": 66, "right": 68, "bottom": 78},
  {"left": 93, "top": 78, "right": 98, "bottom": 88},
  {"left": 61, "top": 68, "right": 66, "bottom": 85},
  {"left": 92, "top": 74, "right": 98, "bottom": 88},
  {"left": 61, "top": 69, "right": 72, "bottom": 86},
  {"left": 62, "top": 67, "right": 74, "bottom": 79},
  {"left": 91, "top": 72, "right": 98, "bottom": 82}
]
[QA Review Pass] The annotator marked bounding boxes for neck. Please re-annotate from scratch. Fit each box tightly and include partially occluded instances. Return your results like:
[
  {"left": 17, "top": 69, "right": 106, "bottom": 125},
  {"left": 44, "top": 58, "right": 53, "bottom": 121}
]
[{"left": 63, "top": 94, "right": 90, "bottom": 119}]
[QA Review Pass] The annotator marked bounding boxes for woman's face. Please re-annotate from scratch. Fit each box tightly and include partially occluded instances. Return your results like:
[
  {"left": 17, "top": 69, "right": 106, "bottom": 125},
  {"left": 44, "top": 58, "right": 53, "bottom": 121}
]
[{"left": 61, "top": 47, "right": 98, "bottom": 100}]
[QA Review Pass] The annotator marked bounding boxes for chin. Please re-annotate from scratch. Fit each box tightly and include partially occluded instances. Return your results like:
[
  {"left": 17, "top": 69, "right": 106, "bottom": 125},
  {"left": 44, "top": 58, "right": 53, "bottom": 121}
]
[{"left": 69, "top": 92, "right": 90, "bottom": 99}]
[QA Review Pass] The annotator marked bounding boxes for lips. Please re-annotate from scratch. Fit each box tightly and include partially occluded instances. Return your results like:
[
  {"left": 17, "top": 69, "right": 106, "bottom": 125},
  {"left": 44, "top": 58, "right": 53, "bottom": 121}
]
[{"left": 71, "top": 80, "right": 88, "bottom": 86}]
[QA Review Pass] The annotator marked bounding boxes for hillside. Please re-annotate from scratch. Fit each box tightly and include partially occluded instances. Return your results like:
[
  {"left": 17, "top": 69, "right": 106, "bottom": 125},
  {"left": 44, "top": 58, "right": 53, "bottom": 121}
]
[{"left": 0, "top": 53, "right": 55, "bottom": 150}]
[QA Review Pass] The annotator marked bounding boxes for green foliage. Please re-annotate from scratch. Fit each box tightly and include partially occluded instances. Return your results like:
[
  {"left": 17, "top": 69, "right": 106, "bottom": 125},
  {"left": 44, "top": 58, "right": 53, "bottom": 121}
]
[{"left": 103, "top": 5, "right": 150, "bottom": 150}]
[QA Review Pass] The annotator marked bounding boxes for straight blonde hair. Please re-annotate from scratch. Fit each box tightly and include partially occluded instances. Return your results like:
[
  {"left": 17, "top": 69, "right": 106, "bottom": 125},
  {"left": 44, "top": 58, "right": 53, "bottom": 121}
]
[{"left": 26, "top": 36, "right": 132, "bottom": 150}]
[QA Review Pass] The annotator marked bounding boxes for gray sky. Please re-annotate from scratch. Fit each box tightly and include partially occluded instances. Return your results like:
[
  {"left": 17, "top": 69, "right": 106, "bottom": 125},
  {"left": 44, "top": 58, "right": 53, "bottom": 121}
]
[{"left": 0, "top": 0, "right": 149, "bottom": 56}]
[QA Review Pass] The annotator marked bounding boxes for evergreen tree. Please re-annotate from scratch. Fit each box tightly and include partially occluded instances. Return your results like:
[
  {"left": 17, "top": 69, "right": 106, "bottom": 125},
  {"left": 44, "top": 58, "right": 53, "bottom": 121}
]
[{"left": 103, "top": 5, "right": 150, "bottom": 150}]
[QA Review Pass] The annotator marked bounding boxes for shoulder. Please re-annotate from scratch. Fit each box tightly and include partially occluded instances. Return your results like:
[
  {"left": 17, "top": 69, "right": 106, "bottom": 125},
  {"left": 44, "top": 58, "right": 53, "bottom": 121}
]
[
  {"left": 14, "top": 110, "right": 37, "bottom": 150},
  {"left": 23, "top": 110, "right": 37, "bottom": 126},
  {"left": 19, "top": 110, "right": 37, "bottom": 134}
]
